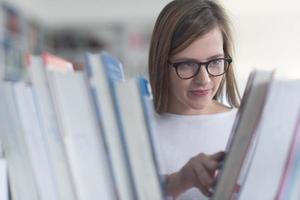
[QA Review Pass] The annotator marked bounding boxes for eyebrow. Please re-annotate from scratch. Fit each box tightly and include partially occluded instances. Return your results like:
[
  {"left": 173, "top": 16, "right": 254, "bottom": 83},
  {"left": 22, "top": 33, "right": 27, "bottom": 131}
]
[{"left": 171, "top": 53, "right": 225, "bottom": 63}]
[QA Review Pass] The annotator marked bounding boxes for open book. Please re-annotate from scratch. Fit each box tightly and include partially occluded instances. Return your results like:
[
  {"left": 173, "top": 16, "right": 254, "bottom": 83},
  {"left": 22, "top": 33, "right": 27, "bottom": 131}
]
[
  {"left": 212, "top": 70, "right": 274, "bottom": 200},
  {"left": 276, "top": 110, "right": 300, "bottom": 200},
  {"left": 213, "top": 70, "right": 300, "bottom": 200}
]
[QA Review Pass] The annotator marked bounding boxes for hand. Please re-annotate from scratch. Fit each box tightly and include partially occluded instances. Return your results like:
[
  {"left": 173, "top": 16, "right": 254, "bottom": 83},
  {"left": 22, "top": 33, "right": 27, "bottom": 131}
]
[{"left": 166, "top": 151, "right": 225, "bottom": 198}]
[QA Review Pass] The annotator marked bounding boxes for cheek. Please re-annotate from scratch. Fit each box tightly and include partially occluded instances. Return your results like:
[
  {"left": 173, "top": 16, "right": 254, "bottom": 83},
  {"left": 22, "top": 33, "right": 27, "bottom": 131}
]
[
  {"left": 169, "top": 73, "right": 179, "bottom": 97},
  {"left": 212, "top": 77, "right": 223, "bottom": 93},
  {"left": 169, "top": 71, "right": 189, "bottom": 96}
]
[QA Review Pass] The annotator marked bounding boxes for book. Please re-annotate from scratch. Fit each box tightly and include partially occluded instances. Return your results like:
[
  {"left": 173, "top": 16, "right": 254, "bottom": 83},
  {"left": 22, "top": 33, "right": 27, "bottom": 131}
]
[
  {"left": 0, "top": 81, "right": 39, "bottom": 200},
  {"left": 237, "top": 78, "right": 300, "bottom": 199},
  {"left": 1, "top": 3, "right": 27, "bottom": 81},
  {"left": 42, "top": 52, "right": 74, "bottom": 72},
  {"left": 212, "top": 70, "right": 274, "bottom": 200},
  {"left": 28, "top": 55, "right": 78, "bottom": 200},
  {"left": 137, "top": 77, "right": 167, "bottom": 197},
  {"left": 13, "top": 82, "right": 59, "bottom": 200},
  {"left": 115, "top": 78, "right": 164, "bottom": 200},
  {"left": 100, "top": 51, "right": 125, "bottom": 81},
  {"left": 85, "top": 52, "right": 135, "bottom": 200},
  {"left": 276, "top": 110, "right": 300, "bottom": 200},
  {"left": 0, "top": 158, "right": 8, "bottom": 200},
  {"left": 137, "top": 76, "right": 164, "bottom": 184},
  {"left": 12, "top": 50, "right": 300, "bottom": 200},
  {"left": 47, "top": 70, "right": 116, "bottom": 200}
]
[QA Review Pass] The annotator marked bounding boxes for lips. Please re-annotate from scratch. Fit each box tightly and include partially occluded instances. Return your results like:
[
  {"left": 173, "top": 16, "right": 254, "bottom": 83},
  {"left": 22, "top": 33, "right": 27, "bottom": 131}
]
[{"left": 190, "top": 89, "right": 211, "bottom": 96}]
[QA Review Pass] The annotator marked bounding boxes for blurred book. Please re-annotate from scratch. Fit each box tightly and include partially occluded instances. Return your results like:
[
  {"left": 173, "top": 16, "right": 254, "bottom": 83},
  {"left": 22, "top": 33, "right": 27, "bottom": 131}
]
[
  {"left": 0, "top": 81, "right": 40, "bottom": 200},
  {"left": 13, "top": 82, "right": 59, "bottom": 200},
  {"left": 115, "top": 77, "right": 164, "bottom": 200},
  {"left": 0, "top": 3, "right": 28, "bottom": 81},
  {"left": 138, "top": 77, "right": 163, "bottom": 175},
  {"left": 0, "top": 158, "right": 8, "bottom": 200},
  {"left": 47, "top": 70, "right": 116, "bottom": 200},
  {"left": 15, "top": 51, "right": 300, "bottom": 200},
  {"left": 28, "top": 55, "right": 77, "bottom": 200},
  {"left": 276, "top": 111, "right": 300, "bottom": 200},
  {"left": 85, "top": 52, "right": 135, "bottom": 200},
  {"left": 42, "top": 52, "right": 74, "bottom": 72}
]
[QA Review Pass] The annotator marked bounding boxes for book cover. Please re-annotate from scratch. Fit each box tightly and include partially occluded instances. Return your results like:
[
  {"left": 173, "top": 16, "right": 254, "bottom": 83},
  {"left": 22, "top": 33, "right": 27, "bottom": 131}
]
[
  {"left": 115, "top": 78, "right": 164, "bottom": 200},
  {"left": 28, "top": 55, "right": 78, "bottom": 200},
  {"left": 13, "top": 82, "right": 59, "bottom": 200},
  {"left": 212, "top": 70, "right": 274, "bottom": 200},
  {"left": 137, "top": 77, "right": 165, "bottom": 196},
  {"left": 0, "top": 82, "right": 39, "bottom": 200},
  {"left": 276, "top": 110, "right": 300, "bottom": 200},
  {"left": 0, "top": 158, "right": 8, "bottom": 200},
  {"left": 85, "top": 52, "right": 135, "bottom": 200},
  {"left": 47, "top": 71, "right": 116, "bottom": 200},
  {"left": 237, "top": 78, "right": 300, "bottom": 200}
]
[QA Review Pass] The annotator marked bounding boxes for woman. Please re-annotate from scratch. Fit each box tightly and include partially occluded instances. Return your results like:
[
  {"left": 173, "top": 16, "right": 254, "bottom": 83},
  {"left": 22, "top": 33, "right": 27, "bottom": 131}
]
[{"left": 148, "top": 0, "right": 240, "bottom": 199}]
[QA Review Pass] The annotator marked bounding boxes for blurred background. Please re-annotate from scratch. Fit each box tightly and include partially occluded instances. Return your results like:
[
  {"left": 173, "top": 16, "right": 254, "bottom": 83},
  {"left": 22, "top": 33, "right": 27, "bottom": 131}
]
[{"left": 3, "top": 0, "right": 300, "bottom": 92}]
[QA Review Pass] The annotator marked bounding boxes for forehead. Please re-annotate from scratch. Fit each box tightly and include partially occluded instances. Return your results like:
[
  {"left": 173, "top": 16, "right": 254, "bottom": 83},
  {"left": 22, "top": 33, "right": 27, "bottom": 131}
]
[{"left": 172, "top": 27, "right": 224, "bottom": 61}]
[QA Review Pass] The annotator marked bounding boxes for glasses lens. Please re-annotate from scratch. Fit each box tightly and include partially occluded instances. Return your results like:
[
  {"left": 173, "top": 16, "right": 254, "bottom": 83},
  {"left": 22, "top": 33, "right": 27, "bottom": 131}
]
[
  {"left": 176, "top": 62, "right": 198, "bottom": 79},
  {"left": 207, "top": 59, "right": 228, "bottom": 76}
]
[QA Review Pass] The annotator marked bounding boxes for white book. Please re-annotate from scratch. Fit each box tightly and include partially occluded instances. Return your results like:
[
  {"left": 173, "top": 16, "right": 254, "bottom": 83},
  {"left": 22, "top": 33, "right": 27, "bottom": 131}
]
[
  {"left": 115, "top": 78, "right": 163, "bottom": 200},
  {"left": 0, "top": 158, "right": 8, "bottom": 200},
  {"left": 276, "top": 111, "right": 300, "bottom": 200},
  {"left": 13, "top": 82, "right": 59, "bottom": 200},
  {"left": 212, "top": 70, "right": 274, "bottom": 200},
  {"left": 0, "top": 81, "right": 39, "bottom": 200},
  {"left": 237, "top": 78, "right": 300, "bottom": 200},
  {"left": 29, "top": 56, "right": 78, "bottom": 200},
  {"left": 86, "top": 53, "right": 135, "bottom": 200},
  {"left": 47, "top": 71, "right": 116, "bottom": 200},
  {"left": 137, "top": 77, "right": 164, "bottom": 180}
]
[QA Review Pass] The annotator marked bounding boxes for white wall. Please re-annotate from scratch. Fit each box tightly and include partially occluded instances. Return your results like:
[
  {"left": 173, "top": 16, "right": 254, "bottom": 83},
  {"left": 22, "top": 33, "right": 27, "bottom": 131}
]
[
  {"left": 9, "top": 0, "right": 300, "bottom": 91},
  {"left": 9, "top": 0, "right": 170, "bottom": 27},
  {"left": 224, "top": 1, "right": 300, "bottom": 91}
]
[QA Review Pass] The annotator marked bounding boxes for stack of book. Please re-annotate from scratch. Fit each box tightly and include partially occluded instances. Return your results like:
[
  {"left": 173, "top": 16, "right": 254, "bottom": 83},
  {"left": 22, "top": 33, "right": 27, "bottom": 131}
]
[{"left": 0, "top": 52, "right": 163, "bottom": 200}]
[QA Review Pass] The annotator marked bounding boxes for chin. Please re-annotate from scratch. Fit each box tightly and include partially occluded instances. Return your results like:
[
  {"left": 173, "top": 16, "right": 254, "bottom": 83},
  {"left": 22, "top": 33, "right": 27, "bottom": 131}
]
[
  {"left": 188, "top": 102, "right": 209, "bottom": 110},
  {"left": 188, "top": 97, "right": 212, "bottom": 108}
]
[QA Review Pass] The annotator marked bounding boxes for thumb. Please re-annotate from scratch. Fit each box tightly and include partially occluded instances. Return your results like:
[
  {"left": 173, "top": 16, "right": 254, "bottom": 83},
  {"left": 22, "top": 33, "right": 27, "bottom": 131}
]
[
  {"left": 195, "top": 184, "right": 213, "bottom": 197},
  {"left": 210, "top": 151, "right": 226, "bottom": 162}
]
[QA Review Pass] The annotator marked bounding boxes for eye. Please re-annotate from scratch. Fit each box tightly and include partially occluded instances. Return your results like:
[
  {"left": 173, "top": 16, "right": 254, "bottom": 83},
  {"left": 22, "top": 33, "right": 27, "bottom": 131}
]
[
  {"left": 209, "top": 59, "right": 224, "bottom": 67},
  {"left": 177, "top": 61, "right": 198, "bottom": 69}
]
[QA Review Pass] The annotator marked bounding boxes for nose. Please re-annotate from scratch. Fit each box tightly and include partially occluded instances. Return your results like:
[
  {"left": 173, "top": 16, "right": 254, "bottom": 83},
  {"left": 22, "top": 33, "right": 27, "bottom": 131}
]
[{"left": 193, "top": 64, "right": 210, "bottom": 85}]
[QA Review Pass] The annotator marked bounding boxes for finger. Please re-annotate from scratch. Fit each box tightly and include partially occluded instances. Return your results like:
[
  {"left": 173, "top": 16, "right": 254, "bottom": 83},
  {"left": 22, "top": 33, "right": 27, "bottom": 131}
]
[
  {"left": 203, "top": 159, "right": 219, "bottom": 172},
  {"left": 194, "top": 153, "right": 219, "bottom": 178},
  {"left": 210, "top": 151, "right": 226, "bottom": 162},
  {"left": 194, "top": 163, "right": 214, "bottom": 188},
  {"left": 195, "top": 184, "right": 213, "bottom": 197}
]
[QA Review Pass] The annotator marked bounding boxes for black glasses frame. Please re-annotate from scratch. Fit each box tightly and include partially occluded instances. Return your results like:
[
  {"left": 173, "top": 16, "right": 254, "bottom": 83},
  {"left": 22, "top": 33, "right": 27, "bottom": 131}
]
[{"left": 169, "top": 57, "right": 232, "bottom": 80}]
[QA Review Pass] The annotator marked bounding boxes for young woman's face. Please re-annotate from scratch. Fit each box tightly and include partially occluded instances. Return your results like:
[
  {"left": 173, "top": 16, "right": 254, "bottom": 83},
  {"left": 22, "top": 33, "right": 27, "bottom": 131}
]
[{"left": 168, "top": 27, "right": 225, "bottom": 115}]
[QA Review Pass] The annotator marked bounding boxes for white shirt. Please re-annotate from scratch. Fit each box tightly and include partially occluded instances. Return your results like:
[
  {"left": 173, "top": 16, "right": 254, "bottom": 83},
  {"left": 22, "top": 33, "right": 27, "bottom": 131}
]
[{"left": 154, "top": 109, "right": 238, "bottom": 200}]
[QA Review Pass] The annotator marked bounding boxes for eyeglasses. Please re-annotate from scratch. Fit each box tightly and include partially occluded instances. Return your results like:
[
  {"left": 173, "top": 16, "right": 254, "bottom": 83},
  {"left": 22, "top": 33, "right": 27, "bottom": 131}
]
[{"left": 169, "top": 57, "right": 232, "bottom": 80}]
